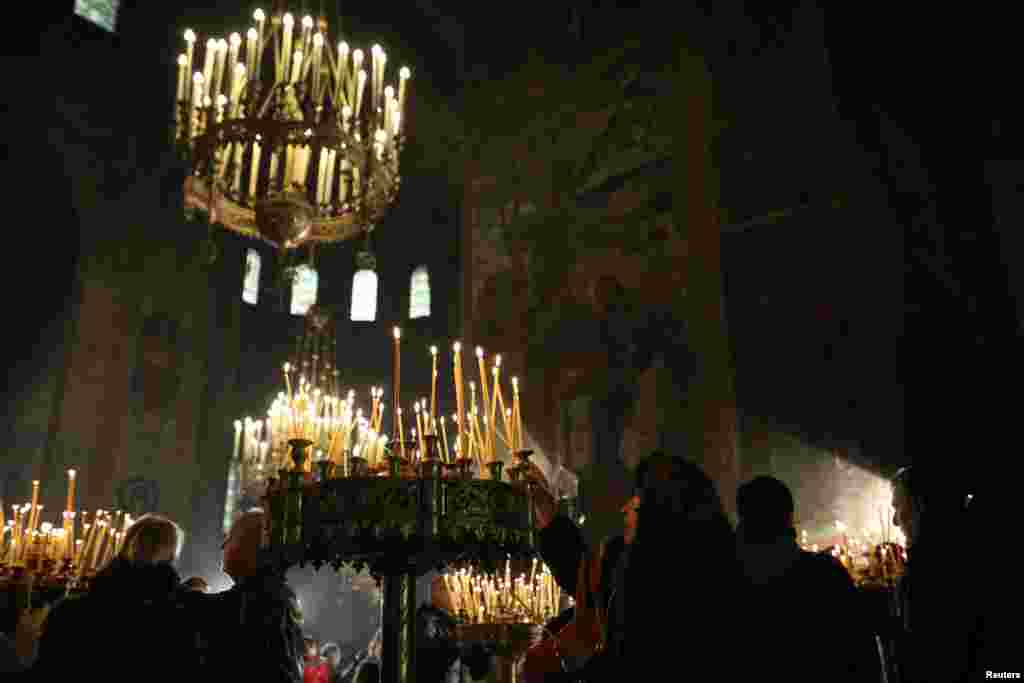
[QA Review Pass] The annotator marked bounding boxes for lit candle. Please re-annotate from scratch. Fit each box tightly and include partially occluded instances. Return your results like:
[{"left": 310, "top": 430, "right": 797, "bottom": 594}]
[
  {"left": 253, "top": 9, "right": 266, "bottom": 76},
  {"left": 202, "top": 38, "right": 216, "bottom": 100},
  {"left": 249, "top": 135, "right": 262, "bottom": 198},
  {"left": 28, "top": 481, "right": 40, "bottom": 538},
  {"left": 213, "top": 38, "right": 229, "bottom": 99},
  {"left": 475, "top": 348, "right": 492, "bottom": 462},
  {"left": 281, "top": 13, "right": 294, "bottom": 84},
  {"left": 311, "top": 32, "right": 323, "bottom": 96},
  {"left": 65, "top": 469, "right": 76, "bottom": 513},
  {"left": 393, "top": 327, "right": 402, "bottom": 450},
  {"left": 336, "top": 42, "right": 349, "bottom": 105},
  {"left": 176, "top": 54, "right": 188, "bottom": 104},
  {"left": 490, "top": 357, "right": 501, "bottom": 450},
  {"left": 246, "top": 28, "right": 258, "bottom": 77},
  {"left": 230, "top": 63, "right": 246, "bottom": 117},
  {"left": 184, "top": 29, "right": 197, "bottom": 100},
  {"left": 398, "top": 66, "right": 410, "bottom": 125}
]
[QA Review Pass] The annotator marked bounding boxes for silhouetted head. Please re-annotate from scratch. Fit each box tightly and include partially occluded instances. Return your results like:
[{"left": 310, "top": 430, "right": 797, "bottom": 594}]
[
  {"left": 891, "top": 465, "right": 966, "bottom": 549},
  {"left": 632, "top": 452, "right": 728, "bottom": 543},
  {"left": 736, "top": 476, "right": 795, "bottom": 543},
  {"left": 222, "top": 509, "right": 266, "bottom": 581},
  {"left": 118, "top": 514, "right": 185, "bottom": 565}
]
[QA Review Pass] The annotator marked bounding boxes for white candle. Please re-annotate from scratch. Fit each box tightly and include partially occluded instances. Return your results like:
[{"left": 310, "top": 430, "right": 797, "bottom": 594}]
[
  {"left": 291, "top": 50, "right": 303, "bottom": 84},
  {"left": 176, "top": 54, "right": 188, "bottom": 103},
  {"left": 184, "top": 30, "right": 196, "bottom": 101},
  {"left": 352, "top": 49, "right": 364, "bottom": 110},
  {"left": 311, "top": 33, "right": 324, "bottom": 98},
  {"left": 355, "top": 69, "right": 367, "bottom": 117},
  {"left": 383, "top": 85, "right": 394, "bottom": 134},
  {"left": 398, "top": 66, "right": 410, "bottom": 129},
  {"left": 248, "top": 138, "right": 262, "bottom": 197},
  {"left": 316, "top": 148, "right": 329, "bottom": 204},
  {"left": 336, "top": 42, "right": 349, "bottom": 104},
  {"left": 324, "top": 150, "right": 337, "bottom": 205},
  {"left": 302, "top": 16, "right": 314, "bottom": 55},
  {"left": 269, "top": 150, "right": 279, "bottom": 190},
  {"left": 203, "top": 38, "right": 217, "bottom": 100},
  {"left": 246, "top": 28, "right": 257, "bottom": 77},
  {"left": 281, "top": 13, "right": 295, "bottom": 82},
  {"left": 254, "top": 9, "right": 266, "bottom": 76},
  {"left": 230, "top": 63, "right": 246, "bottom": 117},
  {"left": 213, "top": 38, "right": 229, "bottom": 99},
  {"left": 227, "top": 33, "right": 241, "bottom": 90}
]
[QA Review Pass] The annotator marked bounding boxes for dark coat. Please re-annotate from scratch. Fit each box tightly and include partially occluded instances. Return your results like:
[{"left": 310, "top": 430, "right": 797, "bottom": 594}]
[
  {"left": 202, "top": 569, "right": 305, "bottom": 683},
  {"left": 31, "top": 559, "right": 206, "bottom": 683},
  {"left": 736, "top": 535, "right": 880, "bottom": 683}
]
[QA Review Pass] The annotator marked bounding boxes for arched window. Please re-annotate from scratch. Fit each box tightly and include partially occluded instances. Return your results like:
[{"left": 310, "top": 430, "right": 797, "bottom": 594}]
[
  {"left": 290, "top": 264, "right": 318, "bottom": 316},
  {"left": 409, "top": 266, "right": 430, "bottom": 319},
  {"left": 242, "top": 249, "right": 261, "bottom": 305},
  {"left": 350, "top": 268, "right": 378, "bottom": 321}
]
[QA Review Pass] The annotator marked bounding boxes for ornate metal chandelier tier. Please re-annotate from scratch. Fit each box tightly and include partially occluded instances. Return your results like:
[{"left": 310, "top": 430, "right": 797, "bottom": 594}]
[{"left": 175, "top": 4, "right": 410, "bottom": 249}]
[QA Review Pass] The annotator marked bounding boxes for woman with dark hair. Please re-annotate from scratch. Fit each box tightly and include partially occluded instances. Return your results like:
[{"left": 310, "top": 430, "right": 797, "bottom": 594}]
[
  {"left": 31, "top": 514, "right": 207, "bottom": 682},
  {"left": 626, "top": 453, "right": 740, "bottom": 679},
  {"left": 891, "top": 465, "right": 975, "bottom": 683},
  {"left": 525, "top": 451, "right": 739, "bottom": 681}
]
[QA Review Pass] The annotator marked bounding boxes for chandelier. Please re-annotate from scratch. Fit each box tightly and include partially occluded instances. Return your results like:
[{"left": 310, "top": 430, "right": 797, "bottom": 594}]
[
  {"left": 175, "top": 4, "right": 410, "bottom": 250},
  {"left": 225, "top": 307, "right": 390, "bottom": 528}
]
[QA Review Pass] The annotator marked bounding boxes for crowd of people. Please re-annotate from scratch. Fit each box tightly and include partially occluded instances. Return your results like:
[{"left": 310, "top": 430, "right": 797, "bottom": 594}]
[{"left": 0, "top": 452, "right": 998, "bottom": 682}]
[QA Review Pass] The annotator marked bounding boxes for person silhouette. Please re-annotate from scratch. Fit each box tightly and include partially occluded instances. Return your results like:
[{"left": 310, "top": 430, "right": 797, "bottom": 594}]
[{"left": 734, "top": 476, "right": 879, "bottom": 683}]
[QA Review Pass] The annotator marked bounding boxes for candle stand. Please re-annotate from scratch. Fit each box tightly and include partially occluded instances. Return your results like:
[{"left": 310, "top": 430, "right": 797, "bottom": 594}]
[{"left": 264, "top": 436, "right": 538, "bottom": 683}]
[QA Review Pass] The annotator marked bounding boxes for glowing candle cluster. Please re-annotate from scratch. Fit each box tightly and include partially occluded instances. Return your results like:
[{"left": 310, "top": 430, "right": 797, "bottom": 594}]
[{"left": 443, "top": 558, "right": 559, "bottom": 625}]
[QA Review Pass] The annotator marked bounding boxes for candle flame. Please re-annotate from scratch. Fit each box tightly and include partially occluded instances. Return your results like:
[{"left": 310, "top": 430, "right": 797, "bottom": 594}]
[
  {"left": 302, "top": 15, "right": 314, "bottom": 28},
  {"left": 248, "top": 28, "right": 258, "bottom": 40},
  {"left": 393, "top": 327, "right": 401, "bottom": 340},
  {"left": 230, "top": 32, "right": 241, "bottom": 46},
  {"left": 68, "top": 469, "right": 76, "bottom": 479},
  {"left": 430, "top": 345, "right": 437, "bottom": 355},
  {"left": 475, "top": 346, "right": 483, "bottom": 358},
  {"left": 253, "top": 8, "right": 265, "bottom": 21},
  {"left": 283, "top": 13, "right": 294, "bottom": 26},
  {"left": 400, "top": 66, "right": 411, "bottom": 79},
  {"left": 178, "top": 54, "right": 188, "bottom": 67},
  {"left": 184, "top": 29, "right": 196, "bottom": 42}
]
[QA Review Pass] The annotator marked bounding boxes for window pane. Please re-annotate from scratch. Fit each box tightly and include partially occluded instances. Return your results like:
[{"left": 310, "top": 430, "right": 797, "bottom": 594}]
[
  {"left": 242, "top": 249, "right": 261, "bottom": 305},
  {"left": 351, "top": 269, "right": 378, "bottom": 321},
  {"left": 409, "top": 266, "right": 430, "bottom": 319},
  {"left": 290, "top": 265, "right": 318, "bottom": 316}
]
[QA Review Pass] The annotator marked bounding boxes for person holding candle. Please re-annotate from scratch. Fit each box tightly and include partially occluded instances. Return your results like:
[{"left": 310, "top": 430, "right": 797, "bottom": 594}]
[
  {"left": 32, "top": 514, "right": 208, "bottom": 682},
  {"left": 733, "top": 476, "right": 880, "bottom": 683}
]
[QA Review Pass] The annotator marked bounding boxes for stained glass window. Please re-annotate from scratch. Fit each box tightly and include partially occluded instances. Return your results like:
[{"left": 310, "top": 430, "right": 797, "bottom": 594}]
[
  {"left": 290, "top": 264, "right": 318, "bottom": 316},
  {"left": 409, "top": 266, "right": 430, "bottom": 319},
  {"left": 351, "top": 268, "right": 378, "bottom": 321},
  {"left": 242, "top": 249, "right": 261, "bottom": 305}
]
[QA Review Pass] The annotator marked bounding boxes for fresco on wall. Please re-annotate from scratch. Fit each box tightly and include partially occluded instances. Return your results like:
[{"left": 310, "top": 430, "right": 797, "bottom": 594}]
[
  {"left": 116, "top": 477, "right": 160, "bottom": 517},
  {"left": 131, "top": 314, "right": 182, "bottom": 436}
]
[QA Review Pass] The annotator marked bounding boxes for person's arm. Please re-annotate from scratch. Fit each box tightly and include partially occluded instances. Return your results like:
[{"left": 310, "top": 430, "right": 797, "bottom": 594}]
[{"left": 538, "top": 515, "right": 586, "bottom": 597}]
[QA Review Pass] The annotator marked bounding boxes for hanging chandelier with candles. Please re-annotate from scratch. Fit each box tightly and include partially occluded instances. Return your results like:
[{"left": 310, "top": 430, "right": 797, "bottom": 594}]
[{"left": 176, "top": 4, "right": 411, "bottom": 250}]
